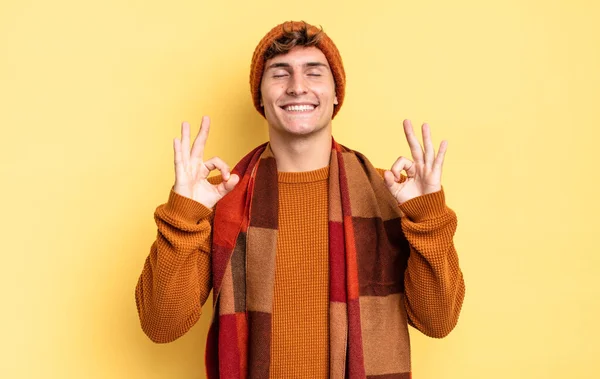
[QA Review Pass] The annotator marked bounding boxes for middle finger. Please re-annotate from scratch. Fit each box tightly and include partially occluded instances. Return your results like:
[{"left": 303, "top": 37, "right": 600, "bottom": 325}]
[{"left": 403, "top": 119, "right": 424, "bottom": 163}]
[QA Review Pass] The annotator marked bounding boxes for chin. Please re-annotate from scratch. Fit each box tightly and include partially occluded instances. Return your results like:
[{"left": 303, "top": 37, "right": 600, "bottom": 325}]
[
  {"left": 272, "top": 125, "right": 312, "bottom": 137},
  {"left": 279, "top": 119, "right": 330, "bottom": 137}
]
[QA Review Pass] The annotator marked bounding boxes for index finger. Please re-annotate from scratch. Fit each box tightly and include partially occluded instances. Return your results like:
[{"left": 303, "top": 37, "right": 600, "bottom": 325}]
[
  {"left": 190, "top": 115, "right": 211, "bottom": 160},
  {"left": 403, "top": 119, "right": 424, "bottom": 163}
]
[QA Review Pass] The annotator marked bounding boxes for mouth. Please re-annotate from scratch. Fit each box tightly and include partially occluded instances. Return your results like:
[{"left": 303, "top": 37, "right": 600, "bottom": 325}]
[{"left": 280, "top": 103, "right": 318, "bottom": 113}]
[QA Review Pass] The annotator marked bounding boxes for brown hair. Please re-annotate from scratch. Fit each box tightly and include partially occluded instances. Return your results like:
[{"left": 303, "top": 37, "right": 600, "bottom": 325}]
[{"left": 263, "top": 22, "right": 324, "bottom": 61}]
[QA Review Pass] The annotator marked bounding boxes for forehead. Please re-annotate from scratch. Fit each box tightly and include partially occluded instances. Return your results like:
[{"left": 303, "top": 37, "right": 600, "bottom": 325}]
[{"left": 264, "top": 46, "right": 329, "bottom": 67}]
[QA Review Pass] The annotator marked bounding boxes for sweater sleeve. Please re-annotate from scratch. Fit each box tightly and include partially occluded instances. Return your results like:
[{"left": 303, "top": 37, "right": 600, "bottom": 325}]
[
  {"left": 399, "top": 188, "right": 465, "bottom": 338},
  {"left": 135, "top": 187, "right": 216, "bottom": 343},
  {"left": 375, "top": 168, "right": 465, "bottom": 338}
]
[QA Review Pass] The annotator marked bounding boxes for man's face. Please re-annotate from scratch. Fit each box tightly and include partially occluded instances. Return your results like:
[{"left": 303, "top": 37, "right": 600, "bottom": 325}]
[{"left": 260, "top": 46, "right": 338, "bottom": 137}]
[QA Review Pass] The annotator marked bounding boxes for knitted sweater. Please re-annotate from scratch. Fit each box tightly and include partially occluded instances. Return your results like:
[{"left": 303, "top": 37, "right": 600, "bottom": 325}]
[{"left": 135, "top": 166, "right": 465, "bottom": 377}]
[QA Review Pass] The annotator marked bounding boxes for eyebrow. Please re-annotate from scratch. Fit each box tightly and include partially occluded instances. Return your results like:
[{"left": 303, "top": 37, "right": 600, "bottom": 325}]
[{"left": 266, "top": 62, "right": 329, "bottom": 70}]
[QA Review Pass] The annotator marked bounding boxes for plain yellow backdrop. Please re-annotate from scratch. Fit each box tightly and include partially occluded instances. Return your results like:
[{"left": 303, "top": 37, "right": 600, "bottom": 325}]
[{"left": 1, "top": 0, "right": 599, "bottom": 378}]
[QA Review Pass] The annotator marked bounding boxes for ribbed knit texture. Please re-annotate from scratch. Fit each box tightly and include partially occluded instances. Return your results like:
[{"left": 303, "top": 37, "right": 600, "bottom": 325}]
[{"left": 271, "top": 167, "right": 330, "bottom": 378}]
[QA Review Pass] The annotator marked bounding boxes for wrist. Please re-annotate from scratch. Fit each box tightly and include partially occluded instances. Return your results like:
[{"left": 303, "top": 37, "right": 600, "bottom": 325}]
[
  {"left": 165, "top": 188, "right": 214, "bottom": 223},
  {"left": 398, "top": 187, "right": 448, "bottom": 222}
]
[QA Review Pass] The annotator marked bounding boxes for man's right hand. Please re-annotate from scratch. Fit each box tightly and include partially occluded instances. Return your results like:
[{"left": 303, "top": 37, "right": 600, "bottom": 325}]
[{"left": 173, "top": 116, "right": 240, "bottom": 209}]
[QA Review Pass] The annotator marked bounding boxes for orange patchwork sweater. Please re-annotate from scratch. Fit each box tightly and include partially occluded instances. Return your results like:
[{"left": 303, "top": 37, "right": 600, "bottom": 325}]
[{"left": 135, "top": 166, "right": 465, "bottom": 378}]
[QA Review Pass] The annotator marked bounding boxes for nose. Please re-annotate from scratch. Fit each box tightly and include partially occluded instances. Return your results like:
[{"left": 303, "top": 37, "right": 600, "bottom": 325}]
[{"left": 286, "top": 71, "right": 308, "bottom": 96}]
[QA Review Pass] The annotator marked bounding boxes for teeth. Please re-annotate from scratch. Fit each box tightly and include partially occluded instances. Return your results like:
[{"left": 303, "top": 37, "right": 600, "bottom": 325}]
[{"left": 285, "top": 104, "right": 315, "bottom": 112}]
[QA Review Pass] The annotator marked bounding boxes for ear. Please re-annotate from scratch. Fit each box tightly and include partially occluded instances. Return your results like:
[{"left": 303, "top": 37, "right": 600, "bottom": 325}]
[{"left": 334, "top": 95, "right": 339, "bottom": 105}]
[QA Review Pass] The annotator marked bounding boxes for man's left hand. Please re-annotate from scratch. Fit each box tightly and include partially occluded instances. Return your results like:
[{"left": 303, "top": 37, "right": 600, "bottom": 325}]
[{"left": 384, "top": 119, "right": 447, "bottom": 205}]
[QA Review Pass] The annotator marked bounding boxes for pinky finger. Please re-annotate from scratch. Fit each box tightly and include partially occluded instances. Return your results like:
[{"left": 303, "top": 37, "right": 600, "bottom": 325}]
[{"left": 433, "top": 140, "right": 448, "bottom": 171}]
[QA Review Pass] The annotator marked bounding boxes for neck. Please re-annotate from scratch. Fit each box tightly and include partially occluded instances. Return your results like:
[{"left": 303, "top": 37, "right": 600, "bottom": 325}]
[{"left": 268, "top": 125, "right": 332, "bottom": 172}]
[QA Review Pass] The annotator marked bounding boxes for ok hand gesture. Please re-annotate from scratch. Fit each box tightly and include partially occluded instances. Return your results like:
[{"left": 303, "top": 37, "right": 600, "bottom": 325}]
[
  {"left": 383, "top": 120, "right": 447, "bottom": 205},
  {"left": 173, "top": 116, "right": 239, "bottom": 209}
]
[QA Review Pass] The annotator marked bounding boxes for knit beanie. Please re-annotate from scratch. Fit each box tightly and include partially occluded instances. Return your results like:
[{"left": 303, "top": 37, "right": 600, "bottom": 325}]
[{"left": 249, "top": 21, "right": 346, "bottom": 119}]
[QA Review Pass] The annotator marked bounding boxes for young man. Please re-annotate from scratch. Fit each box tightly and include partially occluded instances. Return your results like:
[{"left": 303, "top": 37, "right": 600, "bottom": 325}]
[{"left": 136, "top": 21, "right": 465, "bottom": 379}]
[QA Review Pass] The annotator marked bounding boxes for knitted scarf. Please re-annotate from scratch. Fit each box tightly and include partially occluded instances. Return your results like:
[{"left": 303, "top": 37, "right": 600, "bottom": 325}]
[{"left": 205, "top": 140, "right": 412, "bottom": 379}]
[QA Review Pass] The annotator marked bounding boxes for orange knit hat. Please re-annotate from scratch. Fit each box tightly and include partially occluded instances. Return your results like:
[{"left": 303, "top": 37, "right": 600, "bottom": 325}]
[{"left": 249, "top": 21, "right": 346, "bottom": 119}]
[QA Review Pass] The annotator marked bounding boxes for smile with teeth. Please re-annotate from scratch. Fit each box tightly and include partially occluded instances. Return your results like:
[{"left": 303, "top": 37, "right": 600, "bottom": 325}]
[{"left": 283, "top": 104, "right": 316, "bottom": 112}]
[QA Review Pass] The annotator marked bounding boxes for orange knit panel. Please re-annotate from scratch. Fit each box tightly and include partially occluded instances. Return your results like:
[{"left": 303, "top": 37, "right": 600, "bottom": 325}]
[{"left": 270, "top": 167, "right": 330, "bottom": 379}]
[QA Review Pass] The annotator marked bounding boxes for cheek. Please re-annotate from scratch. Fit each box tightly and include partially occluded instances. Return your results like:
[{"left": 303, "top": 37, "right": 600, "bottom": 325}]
[
  {"left": 316, "top": 82, "right": 336, "bottom": 99},
  {"left": 262, "top": 85, "right": 285, "bottom": 105},
  {"left": 317, "top": 89, "right": 335, "bottom": 103}
]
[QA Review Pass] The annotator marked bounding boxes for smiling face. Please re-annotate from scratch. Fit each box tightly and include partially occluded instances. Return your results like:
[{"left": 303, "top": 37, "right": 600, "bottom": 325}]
[{"left": 260, "top": 46, "right": 338, "bottom": 137}]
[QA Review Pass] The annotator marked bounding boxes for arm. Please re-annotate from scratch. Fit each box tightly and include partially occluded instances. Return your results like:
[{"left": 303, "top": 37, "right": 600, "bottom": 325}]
[
  {"left": 377, "top": 167, "right": 464, "bottom": 337},
  {"left": 135, "top": 116, "right": 236, "bottom": 343},
  {"left": 398, "top": 188, "right": 465, "bottom": 338},
  {"left": 379, "top": 119, "right": 465, "bottom": 338},
  {"left": 135, "top": 189, "right": 214, "bottom": 343}
]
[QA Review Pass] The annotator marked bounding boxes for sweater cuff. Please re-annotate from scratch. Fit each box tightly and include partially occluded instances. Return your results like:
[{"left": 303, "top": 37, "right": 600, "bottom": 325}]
[
  {"left": 163, "top": 188, "right": 213, "bottom": 224},
  {"left": 398, "top": 187, "right": 448, "bottom": 222}
]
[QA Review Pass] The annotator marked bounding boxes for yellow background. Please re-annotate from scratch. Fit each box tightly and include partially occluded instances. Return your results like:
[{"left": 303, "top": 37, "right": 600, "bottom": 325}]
[{"left": 1, "top": 0, "right": 599, "bottom": 378}]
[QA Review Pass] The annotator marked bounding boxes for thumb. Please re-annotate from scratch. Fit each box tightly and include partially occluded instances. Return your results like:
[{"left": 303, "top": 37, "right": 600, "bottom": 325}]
[
  {"left": 383, "top": 170, "right": 402, "bottom": 198},
  {"left": 219, "top": 173, "right": 240, "bottom": 194},
  {"left": 383, "top": 170, "right": 397, "bottom": 188}
]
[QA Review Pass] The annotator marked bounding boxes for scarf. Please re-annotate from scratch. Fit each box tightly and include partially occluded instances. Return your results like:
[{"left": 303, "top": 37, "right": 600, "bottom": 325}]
[{"left": 205, "top": 139, "right": 412, "bottom": 379}]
